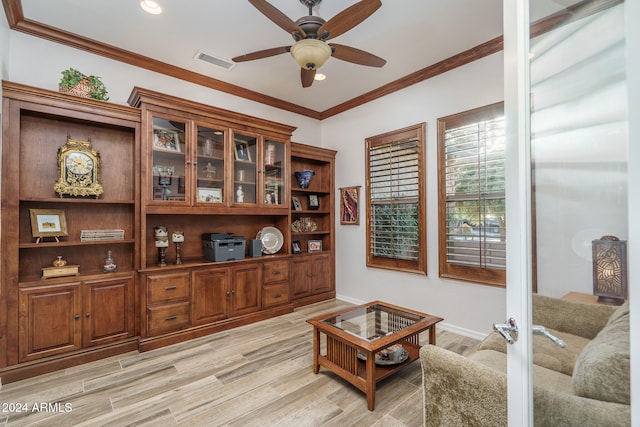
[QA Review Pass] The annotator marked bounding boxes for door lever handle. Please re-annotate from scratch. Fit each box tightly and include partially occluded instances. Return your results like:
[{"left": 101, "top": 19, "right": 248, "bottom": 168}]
[
  {"left": 493, "top": 317, "right": 518, "bottom": 344},
  {"left": 532, "top": 325, "right": 566, "bottom": 348}
]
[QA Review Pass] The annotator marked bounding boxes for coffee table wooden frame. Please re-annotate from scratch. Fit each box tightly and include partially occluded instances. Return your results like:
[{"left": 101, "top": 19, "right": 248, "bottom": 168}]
[{"left": 306, "top": 301, "right": 443, "bottom": 411}]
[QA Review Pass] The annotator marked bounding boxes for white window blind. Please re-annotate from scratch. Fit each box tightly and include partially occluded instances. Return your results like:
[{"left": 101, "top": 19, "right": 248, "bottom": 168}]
[
  {"left": 369, "top": 138, "right": 420, "bottom": 261},
  {"left": 444, "top": 114, "right": 506, "bottom": 270}
]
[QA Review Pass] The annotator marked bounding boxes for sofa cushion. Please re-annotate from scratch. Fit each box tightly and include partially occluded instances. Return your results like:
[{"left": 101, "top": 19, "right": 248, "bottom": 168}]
[
  {"left": 606, "top": 300, "right": 629, "bottom": 326},
  {"left": 478, "top": 329, "right": 590, "bottom": 376},
  {"left": 572, "top": 312, "right": 630, "bottom": 405},
  {"left": 469, "top": 350, "right": 573, "bottom": 394}
]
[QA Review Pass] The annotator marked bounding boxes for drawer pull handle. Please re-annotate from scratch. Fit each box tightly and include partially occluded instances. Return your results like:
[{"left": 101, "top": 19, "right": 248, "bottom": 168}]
[
  {"left": 274, "top": 293, "right": 282, "bottom": 298},
  {"left": 165, "top": 286, "right": 177, "bottom": 291},
  {"left": 273, "top": 271, "right": 281, "bottom": 275},
  {"left": 74, "top": 314, "right": 80, "bottom": 320},
  {"left": 165, "top": 315, "right": 177, "bottom": 321}
]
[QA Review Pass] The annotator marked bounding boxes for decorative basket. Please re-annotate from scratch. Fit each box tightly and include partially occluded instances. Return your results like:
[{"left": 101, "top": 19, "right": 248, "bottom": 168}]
[{"left": 59, "top": 78, "right": 92, "bottom": 98}]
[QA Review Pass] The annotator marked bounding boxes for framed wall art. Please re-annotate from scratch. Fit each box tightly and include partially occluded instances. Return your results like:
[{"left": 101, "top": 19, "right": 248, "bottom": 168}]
[
  {"left": 340, "top": 186, "right": 360, "bottom": 225},
  {"left": 30, "top": 209, "right": 68, "bottom": 243}
]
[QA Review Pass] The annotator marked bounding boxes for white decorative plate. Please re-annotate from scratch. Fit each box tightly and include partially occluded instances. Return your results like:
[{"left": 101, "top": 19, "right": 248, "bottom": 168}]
[{"left": 257, "top": 226, "right": 284, "bottom": 254}]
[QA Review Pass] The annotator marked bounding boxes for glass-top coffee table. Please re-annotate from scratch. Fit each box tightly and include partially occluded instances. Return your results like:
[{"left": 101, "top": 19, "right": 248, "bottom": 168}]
[{"left": 306, "top": 301, "right": 443, "bottom": 411}]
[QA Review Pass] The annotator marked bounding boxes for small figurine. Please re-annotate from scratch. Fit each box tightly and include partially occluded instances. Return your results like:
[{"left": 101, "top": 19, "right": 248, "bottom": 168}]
[{"left": 236, "top": 185, "right": 244, "bottom": 203}]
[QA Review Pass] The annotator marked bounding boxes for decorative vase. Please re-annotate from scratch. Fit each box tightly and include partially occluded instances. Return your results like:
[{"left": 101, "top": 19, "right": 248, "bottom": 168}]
[
  {"left": 295, "top": 170, "right": 315, "bottom": 189},
  {"left": 203, "top": 139, "right": 214, "bottom": 156}
]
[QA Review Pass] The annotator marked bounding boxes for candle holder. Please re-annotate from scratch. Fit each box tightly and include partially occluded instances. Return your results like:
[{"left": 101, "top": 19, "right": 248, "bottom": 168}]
[
  {"left": 172, "top": 231, "right": 184, "bottom": 265},
  {"left": 155, "top": 239, "right": 168, "bottom": 266},
  {"left": 155, "top": 225, "right": 169, "bottom": 266}
]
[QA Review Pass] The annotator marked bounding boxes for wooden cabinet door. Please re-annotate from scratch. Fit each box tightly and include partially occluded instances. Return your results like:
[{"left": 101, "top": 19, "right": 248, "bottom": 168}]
[
  {"left": 230, "top": 263, "right": 261, "bottom": 316},
  {"left": 191, "top": 268, "right": 230, "bottom": 325},
  {"left": 83, "top": 276, "right": 135, "bottom": 347},
  {"left": 19, "top": 282, "right": 82, "bottom": 362},
  {"left": 310, "top": 254, "right": 332, "bottom": 294},
  {"left": 290, "top": 256, "right": 311, "bottom": 298}
]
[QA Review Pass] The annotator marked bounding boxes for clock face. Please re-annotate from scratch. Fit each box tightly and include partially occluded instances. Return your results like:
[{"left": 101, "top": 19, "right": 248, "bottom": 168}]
[{"left": 66, "top": 152, "right": 94, "bottom": 175}]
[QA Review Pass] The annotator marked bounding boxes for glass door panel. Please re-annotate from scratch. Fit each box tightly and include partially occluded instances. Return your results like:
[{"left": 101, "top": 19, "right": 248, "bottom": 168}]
[
  {"left": 263, "top": 139, "right": 286, "bottom": 206},
  {"left": 195, "top": 125, "right": 226, "bottom": 204},
  {"left": 232, "top": 133, "right": 258, "bottom": 205},
  {"left": 151, "top": 117, "right": 187, "bottom": 202}
]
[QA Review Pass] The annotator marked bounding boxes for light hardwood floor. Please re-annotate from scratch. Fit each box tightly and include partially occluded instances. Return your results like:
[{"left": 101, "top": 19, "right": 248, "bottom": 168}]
[{"left": 0, "top": 299, "right": 479, "bottom": 426}]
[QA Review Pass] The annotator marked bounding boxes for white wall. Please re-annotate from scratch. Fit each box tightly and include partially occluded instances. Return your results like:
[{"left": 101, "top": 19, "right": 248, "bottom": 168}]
[{"left": 322, "top": 53, "right": 506, "bottom": 337}]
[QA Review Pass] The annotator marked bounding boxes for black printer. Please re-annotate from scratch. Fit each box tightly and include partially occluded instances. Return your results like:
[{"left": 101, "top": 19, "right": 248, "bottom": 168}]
[{"left": 202, "top": 233, "right": 246, "bottom": 262}]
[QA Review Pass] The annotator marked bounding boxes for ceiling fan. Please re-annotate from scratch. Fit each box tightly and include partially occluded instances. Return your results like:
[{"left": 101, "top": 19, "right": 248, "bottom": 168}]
[{"left": 232, "top": 0, "right": 386, "bottom": 88}]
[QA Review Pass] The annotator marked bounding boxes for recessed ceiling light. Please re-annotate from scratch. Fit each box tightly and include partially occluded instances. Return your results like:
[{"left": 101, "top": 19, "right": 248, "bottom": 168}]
[
  {"left": 314, "top": 73, "right": 326, "bottom": 81},
  {"left": 140, "top": 0, "right": 162, "bottom": 14}
]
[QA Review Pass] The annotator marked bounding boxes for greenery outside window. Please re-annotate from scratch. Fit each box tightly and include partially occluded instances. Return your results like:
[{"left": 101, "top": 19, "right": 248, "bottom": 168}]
[
  {"left": 366, "top": 123, "right": 426, "bottom": 274},
  {"left": 438, "top": 103, "right": 506, "bottom": 286}
]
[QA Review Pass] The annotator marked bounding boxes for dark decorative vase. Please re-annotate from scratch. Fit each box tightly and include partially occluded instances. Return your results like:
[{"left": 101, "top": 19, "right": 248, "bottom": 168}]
[{"left": 295, "top": 170, "right": 315, "bottom": 188}]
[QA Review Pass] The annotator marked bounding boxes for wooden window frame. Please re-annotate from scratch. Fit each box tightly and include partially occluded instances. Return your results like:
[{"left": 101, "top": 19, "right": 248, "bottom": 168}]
[
  {"left": 438, "top": 103, "right": 506, "bottom": 287},
  {"left": 365, "top": 123, "right": 427, "bottom": 275}
]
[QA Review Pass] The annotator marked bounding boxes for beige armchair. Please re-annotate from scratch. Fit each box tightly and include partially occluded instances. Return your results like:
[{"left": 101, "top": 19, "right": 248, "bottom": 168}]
[{"left": 420, "top": 295, "right": 630, "bottom": 426}]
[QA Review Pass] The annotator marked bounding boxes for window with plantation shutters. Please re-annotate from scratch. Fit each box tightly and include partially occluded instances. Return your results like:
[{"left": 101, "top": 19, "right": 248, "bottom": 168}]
[
  {"left": 438, "top": 103, "right": 506, "bottom": 287},
  {"left": 366, "top": 123, "right": 426, "bottom": 274}
]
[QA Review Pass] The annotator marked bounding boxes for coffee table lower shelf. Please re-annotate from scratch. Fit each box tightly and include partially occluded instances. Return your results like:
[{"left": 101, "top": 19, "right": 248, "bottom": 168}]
[{"left": 318, "top": 337, "right": 421, "bottom": 385}]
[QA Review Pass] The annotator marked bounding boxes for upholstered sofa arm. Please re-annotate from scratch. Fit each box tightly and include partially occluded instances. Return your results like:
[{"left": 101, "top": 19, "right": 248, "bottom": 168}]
[
  {"left": 420, "top": 344, "right": 631, "bottom": 427},
  {"left": 532, "top": 294, "right": 616, "bottom": 339},
  {"left": 420, "top": 345, "right": 506, "bottom": 426}
]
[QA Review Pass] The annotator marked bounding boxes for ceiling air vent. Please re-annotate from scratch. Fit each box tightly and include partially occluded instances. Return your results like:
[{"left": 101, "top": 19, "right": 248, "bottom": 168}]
[{"left": 194, "top": 50, "right": 236, "bottom": 71}]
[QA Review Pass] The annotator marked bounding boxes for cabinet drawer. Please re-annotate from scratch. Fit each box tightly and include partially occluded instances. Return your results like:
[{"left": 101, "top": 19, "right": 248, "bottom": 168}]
[
  {"left": 263, "top": 260, "right": 289, "bottom": 284},
  {"left": 262, "top": 282, "right": 290, "bottom": 308},
  {"left": 147, "top": 301, "right": 190, "bottom": 336},
  {"left": 147, "top": 273, "right": 190, "bottom": 304}
]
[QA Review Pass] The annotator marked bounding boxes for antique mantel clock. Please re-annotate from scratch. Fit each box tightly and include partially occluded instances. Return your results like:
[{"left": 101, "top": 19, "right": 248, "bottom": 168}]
[{"left": 54, "top": 136, "right": 104, "bottom": 198}]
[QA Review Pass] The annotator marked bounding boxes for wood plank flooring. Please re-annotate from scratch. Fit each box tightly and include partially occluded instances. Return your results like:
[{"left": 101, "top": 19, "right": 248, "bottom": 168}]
[{"left": 0, "top": 299, "right": 479, "bottom": 427}]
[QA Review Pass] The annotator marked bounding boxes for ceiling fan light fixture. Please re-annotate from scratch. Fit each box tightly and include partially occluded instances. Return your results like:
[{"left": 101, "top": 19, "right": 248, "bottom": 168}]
[
  {"left": 290, "top": 39, "right": 332, "bottom": 70},
  {"left": 140, "top": 0, "right": 162, "bottom": 14}
]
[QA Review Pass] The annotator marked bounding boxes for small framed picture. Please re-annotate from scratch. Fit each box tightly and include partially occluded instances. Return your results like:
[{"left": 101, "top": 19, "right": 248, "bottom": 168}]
[
  {"left": 291, "top": 196, "right": 302, "bottom": 211},
  {"left": 292, "top": 240, "right": 302, "bottom": 254},
  {"left": 308, "top": 194, "right": 319, "bottom": 210},
  {"left": 197, "top": 187, "right": 222, "bottom": 203},
  {"left": 30, "top": 209, "right": 68, "bottom": 242},
  {"left": 308, "top": 239, "right": 323, "bottom": 253},
  {"left": 234, "top": 141, "right": 252, "bottom": 161},
  {"left": 153, "top": 129, "right": 181, "bottom": 153}
]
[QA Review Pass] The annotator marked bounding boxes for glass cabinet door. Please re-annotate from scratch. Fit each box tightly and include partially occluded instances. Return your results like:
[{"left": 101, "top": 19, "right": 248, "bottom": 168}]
[
  {"left": 195, "top": 125, "right": 226, "bottom": 204},
  {"left": 232, "top": 132, "right": 258, "bottom": 205},
  {"left": 151, "top": 116, "right": 187, "bottom": 202},
  {"left": 263, "top": 139, "right": 286, "bottom": 207}
]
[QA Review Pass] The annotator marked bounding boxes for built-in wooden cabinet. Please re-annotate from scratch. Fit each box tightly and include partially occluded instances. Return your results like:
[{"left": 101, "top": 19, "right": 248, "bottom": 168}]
[
  {"left": 1, "top": 82, "right": 140, "bottom": 380},
  {"left": 289, "top": 143, "right": 336, "bottom": 305},
  {"left": 0, "top": 82, "right": 336, "bottom": 382},
  {"left": 20, "top": 275, "right": 135, "bottom": 362}
]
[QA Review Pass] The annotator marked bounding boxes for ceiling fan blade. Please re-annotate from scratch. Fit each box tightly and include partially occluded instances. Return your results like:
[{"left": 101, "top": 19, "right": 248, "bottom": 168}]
[
  {"left": 232, "top": 46, "right": 290, "bottom": 63},
  {"left": 248, "top": 0, "right": 306, "bottom": 38},
  {"left": 317, "top": 0, "right": 381, "bottom": 40},
  {"left": 330, "top": 43, "right": 386, "bottom": 67},
  {"left": 301, "top": 68, "right": 316, "bottom": 88}
]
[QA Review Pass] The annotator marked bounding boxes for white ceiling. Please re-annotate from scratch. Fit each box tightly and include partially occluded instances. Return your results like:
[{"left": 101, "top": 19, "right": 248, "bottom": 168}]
[{"left": 20, "top": 0, "right": 571, "bottom": 112}]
